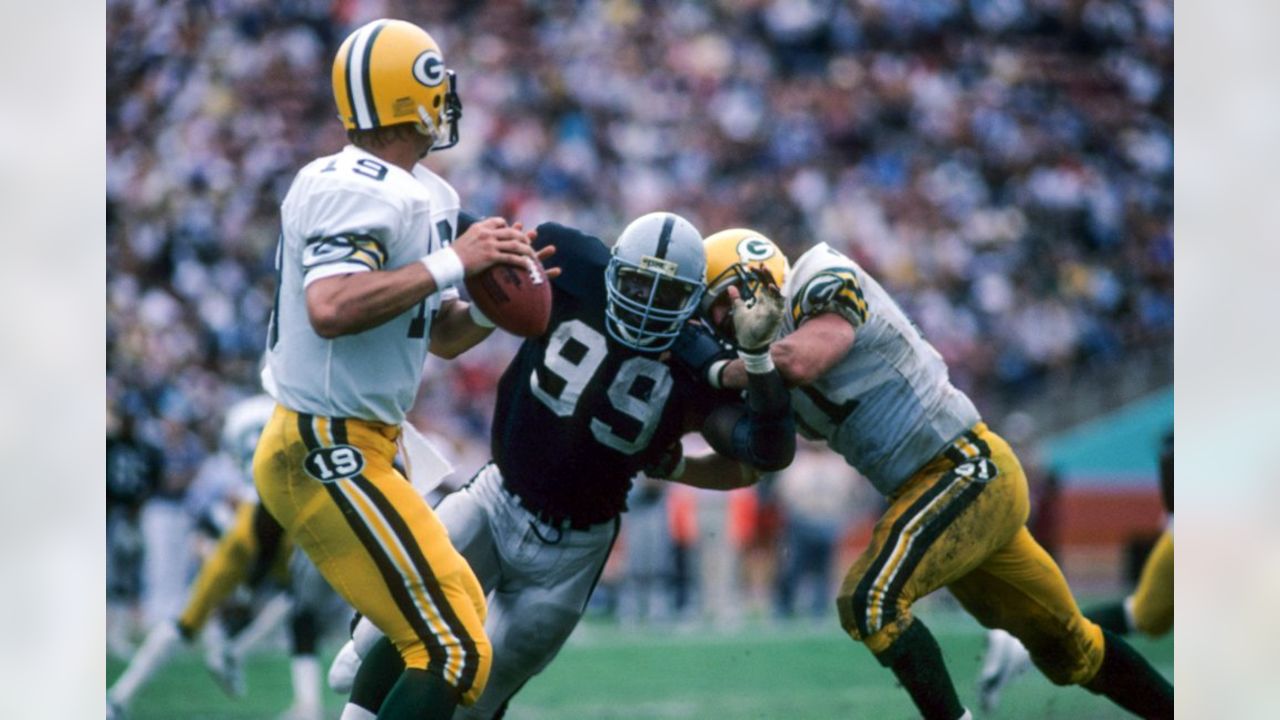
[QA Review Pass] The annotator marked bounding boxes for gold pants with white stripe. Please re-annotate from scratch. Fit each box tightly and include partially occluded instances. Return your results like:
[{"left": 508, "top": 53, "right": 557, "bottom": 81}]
[
  {"left": 254, "top": 405, "right": 491, "bottom": 704},
  {"left": 836, "top": 423, "right": 1105, "bottom": 686},
  {"left": 177, "top": 500, "right": 290, "bottom": 635},
  {"left": 1129, "top": 528, "right": 1173, "bottom": 636}
]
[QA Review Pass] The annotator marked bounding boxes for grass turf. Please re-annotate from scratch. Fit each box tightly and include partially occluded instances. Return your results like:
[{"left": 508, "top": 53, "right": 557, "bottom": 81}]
[{"left": 106, "top": 607, "right": 1172, "bottom": 719}]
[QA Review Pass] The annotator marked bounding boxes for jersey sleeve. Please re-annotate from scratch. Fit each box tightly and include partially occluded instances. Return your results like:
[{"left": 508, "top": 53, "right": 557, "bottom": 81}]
[
  {"left": 788, "top": 258, "right": 869, "bottom": 329},
  {"left": 457, "top": 209, "right": 480, "bottom": 237},
  {"left": 535, "top": 222, "right": 611, "bottom": 300},
  {"left": 296, "top": 185, "right": 402, "bottom": 287},
  {"left": 670, "top": 320, "right": 734, "bottom": 383}
]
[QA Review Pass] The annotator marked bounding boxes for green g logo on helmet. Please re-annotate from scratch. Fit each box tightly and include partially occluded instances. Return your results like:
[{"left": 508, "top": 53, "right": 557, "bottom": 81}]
[{"left": 737, "top": 236, "right": 776, "bottom": 264}]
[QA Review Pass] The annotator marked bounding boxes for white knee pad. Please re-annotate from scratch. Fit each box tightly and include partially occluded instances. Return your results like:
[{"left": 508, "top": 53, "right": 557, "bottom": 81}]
[
  {"left": 327, "top": 617, "right": 387, "bottom": 694},
  {"left": 352, "top": 616, "right": 384, "bottom": 657}
]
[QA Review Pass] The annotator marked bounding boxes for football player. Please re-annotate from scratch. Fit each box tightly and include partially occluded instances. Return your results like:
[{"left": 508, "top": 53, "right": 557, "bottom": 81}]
[
  {"left": 978, "top": 431, "right": 1174, "bottom": 712},
  {"left": 699, "top": 229, "right": 1173, "bottom": 720},
  {"left": 332, "top": 211, "right": 796, "bottom": 720},
  {"left": 252, "top": 18, "right": 545, "bottom": 720},
  {"left": 106, "top": 410, "right": 163, "bottom": 659},
  {"left": 108, "top": 394, "right": 329, "bottom": 720}
]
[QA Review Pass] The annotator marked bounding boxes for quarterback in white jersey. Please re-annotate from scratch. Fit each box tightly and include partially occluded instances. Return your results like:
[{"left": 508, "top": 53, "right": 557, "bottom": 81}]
[
  {"left": 253, "top": 18, "right": 546, "bottom": 720},
  {"left": 267, "top": 144, "right": 465, "bottom": 425},
  {"left": 701, "top": 229, "right": 1173, "bottom": 720}
]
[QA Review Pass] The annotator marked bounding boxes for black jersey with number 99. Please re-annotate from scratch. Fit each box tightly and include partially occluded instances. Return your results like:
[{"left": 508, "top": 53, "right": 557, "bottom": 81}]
[{"left": 489, "top": 223, "right": 725, "bottom": 526}]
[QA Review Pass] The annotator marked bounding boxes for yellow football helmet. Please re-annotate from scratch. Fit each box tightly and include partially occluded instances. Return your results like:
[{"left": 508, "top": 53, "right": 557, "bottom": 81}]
[
  {"left": 701, "top": 228, "right": 791, "bottom": 315},
  {"left": 331, "top": 19, "right": 462, "bottom": 150}
]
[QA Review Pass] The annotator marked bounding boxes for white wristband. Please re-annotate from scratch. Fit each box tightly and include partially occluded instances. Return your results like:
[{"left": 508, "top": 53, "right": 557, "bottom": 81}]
[
  {"left": 707, "top": 359, "right": 730, "bottom": 389},
  {"left": 669, "top": 454, "right": 687, "bottom": 481},
  {"left": 738, "top": 349, "right": 775, "bottom": 374},
  {"left": 467, "top": 302, "right": 495, "bottom": 329},
  {"left": 420, "top": 247, "right": 465, "bottom": 289}
]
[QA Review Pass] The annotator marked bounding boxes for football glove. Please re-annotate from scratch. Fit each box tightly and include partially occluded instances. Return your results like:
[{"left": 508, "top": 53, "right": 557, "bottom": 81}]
[{"left": 731, "top": 269, "right": 784, "bottom": 353}]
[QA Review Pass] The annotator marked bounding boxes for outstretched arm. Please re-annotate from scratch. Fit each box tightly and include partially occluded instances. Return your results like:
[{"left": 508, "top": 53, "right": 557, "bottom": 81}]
[
  {"left": 660, "top": 447, "right": 762, "bottom": 491},
  {"left": 718, "top": 313, "right": 855, "bottom": 389},
  {"left": 700, "top": 366, "right": 795, "bottom": 473}
]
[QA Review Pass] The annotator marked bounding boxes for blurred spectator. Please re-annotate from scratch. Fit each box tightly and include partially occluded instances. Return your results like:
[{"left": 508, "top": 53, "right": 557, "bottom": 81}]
[
  {"left": 619, "top": 477, "right": 673, "bottom": 626},
  {"left": 106, "top": 409, "right": 165, "bottom": 657},
  {"left": 108, "top": 0, "right": 1171, "bottom": 626},
  {"left": 728, "top": 481, "right": 785, "bottom": 620},
  {"left": 773, "top": 440, "right": 867, "bottom": 621},
  {"left": 667, "top": 484, "right": 701, "bottom": 620},
  {"left": 107, "top": 0, "right": 1172, "bottom": 462}
]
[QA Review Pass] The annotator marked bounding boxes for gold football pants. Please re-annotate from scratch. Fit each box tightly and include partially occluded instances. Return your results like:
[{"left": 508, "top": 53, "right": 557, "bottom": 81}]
[
  {"left": 837, "top": 423, "right": 1105, "bottom": 686},
  {"left": 176, "top": 499, "right": 290, "bottom": 634},
  {"left": 254, "top": 406, "right": 490, "bottom": 704},
  {"left": 1129, "top": 528, "right": 1173, "bottom": 636}
]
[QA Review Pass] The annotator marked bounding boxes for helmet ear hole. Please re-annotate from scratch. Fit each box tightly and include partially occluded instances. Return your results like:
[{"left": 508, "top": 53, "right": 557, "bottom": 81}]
[{"left": 433, "top": 96, "right": 441, "bottom": 108}]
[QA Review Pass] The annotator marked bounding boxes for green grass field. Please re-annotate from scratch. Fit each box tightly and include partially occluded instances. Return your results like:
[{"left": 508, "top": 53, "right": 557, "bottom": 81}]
[{"left": 107, "top": 607, "right": 1172, "bottom": 719}]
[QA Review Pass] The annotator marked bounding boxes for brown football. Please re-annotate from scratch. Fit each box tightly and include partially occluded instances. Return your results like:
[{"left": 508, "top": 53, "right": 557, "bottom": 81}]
[{"left": 464, "top": 257, "right": 552, "bottom": 337}]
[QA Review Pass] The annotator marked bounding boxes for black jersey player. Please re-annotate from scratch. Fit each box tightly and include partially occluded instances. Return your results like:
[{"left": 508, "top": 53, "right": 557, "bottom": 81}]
[{"left": 333, "top": 211, "right": 795, "bottom": 720}]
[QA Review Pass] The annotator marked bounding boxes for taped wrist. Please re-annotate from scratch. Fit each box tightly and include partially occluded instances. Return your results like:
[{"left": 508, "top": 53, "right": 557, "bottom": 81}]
[
  {"left": 738, "top": 348, "right": 775, "bottom": 374},
  {"left": 708, "top": 360, "right": 730, "bottom": 389},
  {"left": 420, "top": 247, "right": 464, "bottom": 289},
  {"left": 667, "top": 455, "right": 687, "bottom": 481}
]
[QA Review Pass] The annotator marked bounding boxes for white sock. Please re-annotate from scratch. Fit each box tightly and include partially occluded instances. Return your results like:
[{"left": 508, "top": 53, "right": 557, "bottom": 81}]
[
  {"left": 230, "top": 592, "right": 294, "bottom": 657},
  {"left": 108, "top": 620, "right": 183, "bottom": 706},
  {"left": 290, "top": 654, "right": 322, "bottom": 713},
  {"left": 979, "top": 629, "right": 1009, "bottom": 678},
  {"left": 339, "top": 703, "right": 377, "bottom": 720},
  {"left": 957, "top": 710, "right": 973, "bottom": 720}
]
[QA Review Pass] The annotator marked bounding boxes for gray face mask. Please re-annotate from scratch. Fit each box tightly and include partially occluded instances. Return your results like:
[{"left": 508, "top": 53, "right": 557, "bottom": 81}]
[{"left": 603, "top": 212, "right": 707, "bottom": 352}]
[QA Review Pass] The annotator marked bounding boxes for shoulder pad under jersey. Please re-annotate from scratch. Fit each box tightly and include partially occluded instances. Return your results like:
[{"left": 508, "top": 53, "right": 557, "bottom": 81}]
[{"left": 788, "top": 246, "right": 869, "bottom": 329}]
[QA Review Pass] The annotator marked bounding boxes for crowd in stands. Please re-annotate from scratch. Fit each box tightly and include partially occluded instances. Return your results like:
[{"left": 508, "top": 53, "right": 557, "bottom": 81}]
[{"left": 107, "top": 0, "right": 1171, "bottom": 620}]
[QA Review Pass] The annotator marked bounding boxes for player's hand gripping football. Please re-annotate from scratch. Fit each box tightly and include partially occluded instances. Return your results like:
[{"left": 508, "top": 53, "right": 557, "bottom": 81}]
[
  {"left": 730, "top": 268, "right": 784, "bottom": 353},
  {"left": 452, "top": 216, "right": 538, "bottom": 277},
  {"left": 454, "top": 218, "right": 560, "bottom": 281}
]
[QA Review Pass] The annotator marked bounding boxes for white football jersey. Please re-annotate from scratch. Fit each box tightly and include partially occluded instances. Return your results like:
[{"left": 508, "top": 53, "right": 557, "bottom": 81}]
[
  {"left": 782, "top": 243, "right": 980, "bottom": 495},
  {"left": 265, "top": 145, "right": 460, "bottom": 425}
]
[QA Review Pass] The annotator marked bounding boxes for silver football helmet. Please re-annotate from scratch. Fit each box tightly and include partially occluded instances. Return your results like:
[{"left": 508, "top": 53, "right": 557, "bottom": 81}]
[{"left": 604, "top": 212, "right": 706, "bottom": 352}]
